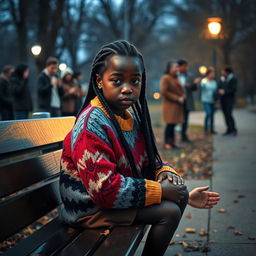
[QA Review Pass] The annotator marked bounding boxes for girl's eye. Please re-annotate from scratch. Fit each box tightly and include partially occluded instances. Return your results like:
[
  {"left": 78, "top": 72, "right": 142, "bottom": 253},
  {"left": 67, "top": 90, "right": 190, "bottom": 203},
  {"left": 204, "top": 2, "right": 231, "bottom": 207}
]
[
  {"left": 132, "top": 78, "right": 141, "bottom": 85},
  {"left": 111, "top": 79, "right": 122, "bottom": 85}
]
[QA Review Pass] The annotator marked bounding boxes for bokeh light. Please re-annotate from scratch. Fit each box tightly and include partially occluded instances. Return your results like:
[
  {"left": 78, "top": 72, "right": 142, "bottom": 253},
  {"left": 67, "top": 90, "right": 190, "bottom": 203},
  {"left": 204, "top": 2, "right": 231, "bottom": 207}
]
[
  {"left": 59, "top": 63, "right": 67, "bottom": 71},
  {"left": 153, "top": 92, "right": 160, "bottom": 100},
  {"left": 199, "top": 65, "right": 207, "bottom": 75},
  {"left": 31, "top": 45, "right": 42, "bottom": 56}
]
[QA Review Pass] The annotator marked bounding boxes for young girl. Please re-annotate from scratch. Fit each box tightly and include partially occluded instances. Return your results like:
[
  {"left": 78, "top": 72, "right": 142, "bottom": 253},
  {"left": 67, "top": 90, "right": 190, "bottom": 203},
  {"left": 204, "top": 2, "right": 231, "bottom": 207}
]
[
  {"left": 59, "top": 40, "right": 220, "bottom": 256},
  {"left": 200, "top": 67, "right": 218, "bottom": 134}
]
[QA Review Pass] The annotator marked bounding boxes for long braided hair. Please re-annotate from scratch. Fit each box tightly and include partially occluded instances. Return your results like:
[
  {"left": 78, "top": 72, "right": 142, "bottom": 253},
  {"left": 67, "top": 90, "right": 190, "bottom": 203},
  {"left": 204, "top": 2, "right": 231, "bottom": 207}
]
[{"left": 77, "top": 40, "right": 162, "bottom": 180}]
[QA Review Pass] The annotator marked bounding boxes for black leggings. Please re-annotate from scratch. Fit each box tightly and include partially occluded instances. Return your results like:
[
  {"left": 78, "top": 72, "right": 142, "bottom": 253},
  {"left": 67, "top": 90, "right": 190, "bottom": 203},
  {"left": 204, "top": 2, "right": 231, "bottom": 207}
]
[{"left": 133, "top": 191, "right": 189, "bottom": 256}]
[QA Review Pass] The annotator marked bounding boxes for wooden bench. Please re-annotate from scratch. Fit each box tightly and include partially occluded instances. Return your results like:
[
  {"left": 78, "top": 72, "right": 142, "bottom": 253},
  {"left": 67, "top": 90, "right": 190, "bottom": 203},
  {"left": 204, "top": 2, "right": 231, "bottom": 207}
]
[{"left": 0, "top": 117, "right": 148, "bottom": 256}]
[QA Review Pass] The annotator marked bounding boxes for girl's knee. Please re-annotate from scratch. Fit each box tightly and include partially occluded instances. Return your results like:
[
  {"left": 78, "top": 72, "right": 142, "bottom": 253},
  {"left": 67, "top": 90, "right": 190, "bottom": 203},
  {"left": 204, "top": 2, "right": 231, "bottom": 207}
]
[{"left": 159, "top": 201, "right": 181, "bottom": 224}]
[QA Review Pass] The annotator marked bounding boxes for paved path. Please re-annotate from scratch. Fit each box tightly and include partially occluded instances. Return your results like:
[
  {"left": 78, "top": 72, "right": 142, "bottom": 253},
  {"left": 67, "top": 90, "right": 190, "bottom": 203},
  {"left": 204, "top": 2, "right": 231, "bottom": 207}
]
[{"left": 135, "top": 107, "right": 256, "bottom": 256}]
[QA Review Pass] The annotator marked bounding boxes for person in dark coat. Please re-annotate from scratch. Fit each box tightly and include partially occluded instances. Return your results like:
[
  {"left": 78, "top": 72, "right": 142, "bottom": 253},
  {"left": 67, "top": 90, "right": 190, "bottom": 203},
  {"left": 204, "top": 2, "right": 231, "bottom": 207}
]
[
  {"left": 177, "top": 59, "right": 199, "bottom": 142},
  {"left": 11, "top": 64, "right": 33, "bottom": 119},
  {"left": 0, "top": 65, "right": 14, "bottom": 120},
  {"left": 218, "top": 66, "right": 237, "bottom": 136},
  {"left": 37, "top": 57, "right": 64, "bottom": 117}
]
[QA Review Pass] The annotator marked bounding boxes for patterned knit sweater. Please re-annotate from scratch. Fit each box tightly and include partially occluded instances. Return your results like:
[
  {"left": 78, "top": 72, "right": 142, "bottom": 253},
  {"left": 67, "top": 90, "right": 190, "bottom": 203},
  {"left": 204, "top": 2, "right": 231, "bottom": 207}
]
[{"left": 59, "top": 96, "right": 179, "bottom": 224}]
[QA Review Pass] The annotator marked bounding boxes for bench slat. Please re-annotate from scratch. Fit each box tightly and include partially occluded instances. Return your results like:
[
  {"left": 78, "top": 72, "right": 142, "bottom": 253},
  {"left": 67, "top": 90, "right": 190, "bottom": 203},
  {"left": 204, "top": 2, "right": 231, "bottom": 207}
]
[
  {"left": 56, "top": 228, "right": 105, "bottom": 256},
  {"left": 0, "top": 150, "right": 62, "bottom": 198},
  {"left": 2, "top": 218, "right": 80, "bottom": 256},
  {"left": 0, "top": 117, "right": 75, "bottom": 155},
  {"left": 94, "top": 225, "right": 148, "bottom": 256},
  {"left": 0, "top": 179, "right": 61, "bottom": 241}
]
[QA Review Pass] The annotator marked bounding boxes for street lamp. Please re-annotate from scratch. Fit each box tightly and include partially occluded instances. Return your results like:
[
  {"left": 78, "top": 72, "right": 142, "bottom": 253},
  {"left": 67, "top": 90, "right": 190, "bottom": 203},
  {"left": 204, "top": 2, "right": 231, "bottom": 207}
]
[
  {"left": 31, "top": 45, "right": 42, "bottom": 56},
  {"left": 208, "top": 18, "right": 222, "bottom": 38},
  {"left": 207, "top": 17, "right": 222, "bottom": 75}
]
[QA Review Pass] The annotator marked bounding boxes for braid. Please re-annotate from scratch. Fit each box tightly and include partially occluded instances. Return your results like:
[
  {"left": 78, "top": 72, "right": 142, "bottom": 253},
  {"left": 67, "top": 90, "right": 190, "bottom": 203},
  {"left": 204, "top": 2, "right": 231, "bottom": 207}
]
[{"left": 77, "top": 40, "right": 163, "bottom": 179}]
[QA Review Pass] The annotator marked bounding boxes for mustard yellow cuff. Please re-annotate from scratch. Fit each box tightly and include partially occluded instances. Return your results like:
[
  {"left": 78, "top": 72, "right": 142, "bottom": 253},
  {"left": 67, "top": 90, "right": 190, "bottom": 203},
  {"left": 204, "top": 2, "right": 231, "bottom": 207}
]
[
  {"left": 155, "top": 165, "right": 180, "bottom": 180},
  {"left": 145, "top": 180, "right": 162, "bottom": 206}
]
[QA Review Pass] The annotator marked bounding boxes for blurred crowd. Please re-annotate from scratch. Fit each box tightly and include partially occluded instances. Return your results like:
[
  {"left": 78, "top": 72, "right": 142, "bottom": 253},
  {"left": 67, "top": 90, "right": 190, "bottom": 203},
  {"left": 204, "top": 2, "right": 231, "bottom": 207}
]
[
  {"left": 160, "top": 59, "right": 238, "bottom": 150},
  {"left": 0, "top": 57, "right": 238, "bottom": 144},
  {"left": 0, "top": 57, "right": 86, "bottom": 120}
]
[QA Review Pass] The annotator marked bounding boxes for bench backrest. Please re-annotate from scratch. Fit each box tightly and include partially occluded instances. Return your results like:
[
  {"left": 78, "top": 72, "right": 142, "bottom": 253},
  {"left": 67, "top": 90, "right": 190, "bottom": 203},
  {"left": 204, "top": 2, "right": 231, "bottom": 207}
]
[{"left": 0, "top": 117, "right": 75, "bottom": 242}]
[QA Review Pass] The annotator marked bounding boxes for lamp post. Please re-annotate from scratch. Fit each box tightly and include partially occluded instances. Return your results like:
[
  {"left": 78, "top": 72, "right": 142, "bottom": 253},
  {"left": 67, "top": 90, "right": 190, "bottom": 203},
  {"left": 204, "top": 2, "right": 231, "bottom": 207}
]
[{"left": 207, "top": 17, "right": 222, "bottom": 75}]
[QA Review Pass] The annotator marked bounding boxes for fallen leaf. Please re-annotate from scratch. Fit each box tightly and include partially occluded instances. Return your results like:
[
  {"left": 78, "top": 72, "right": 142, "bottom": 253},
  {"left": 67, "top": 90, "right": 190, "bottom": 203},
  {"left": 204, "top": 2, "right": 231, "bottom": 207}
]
[
  {"left": 212, "top": 229, "right": 218, "bottom": 233},
  {"left": 199, "top": 229, "right": 208, "bottom": 236},
  {"left": 227, "top": 225, "right": 235, "bottom": 229},
  {"left": 174, "top": 254, "right": 183, "bottom": 256},
  {"left": 234, "top": 230, "right": 243, "bottom": 236},
  {"left": 248, "top": 236, "right": 255, "bottom": 240},
  {"left": 209, "top": 240, "right": 216, "bottom": 243},
  {"left": 185, "top": 212, "right": 192, "bottom": 219},
  {"left": 237, "top": 194, "right": 246, "bottom": 199},
  {"left": 233, "top": 200, "right": 239, "bottom": 203},
  {"left": 185, "top": 228, "right": 196, "bottom": 233},
  {"left": 100, "top": 229, "right": 110, "bottom": 236},
  {"left": 169, "top": 240, "right": 176, "bottom": 245},
  {"left": 218, "top": 208, "right": 227, "bottom": 213}
]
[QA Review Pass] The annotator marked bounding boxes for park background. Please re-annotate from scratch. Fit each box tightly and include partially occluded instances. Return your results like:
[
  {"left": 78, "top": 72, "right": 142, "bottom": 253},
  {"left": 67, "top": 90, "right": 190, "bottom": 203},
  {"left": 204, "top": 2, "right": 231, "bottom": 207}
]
[{"left": 0, "top": 0, "right": 256, "bottom": 108}]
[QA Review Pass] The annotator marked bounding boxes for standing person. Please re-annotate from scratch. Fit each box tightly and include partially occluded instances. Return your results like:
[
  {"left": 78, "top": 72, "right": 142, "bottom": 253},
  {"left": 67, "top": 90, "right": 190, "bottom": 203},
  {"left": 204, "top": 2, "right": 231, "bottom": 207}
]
[
  {"left": 11, "top": 64, "right": 33, "bottom": 119},
  {"left": 160, "top": 61, "right": 186, "bottom": 149},
  {"left": 0, "top": 65, "right": 14, "bottom": 120},
  {"left": 200, "top": 67, "right": 218, "bottom": 134},
  {"left": 37, "top": 57, "right": 64, "bottom": 117},
  {"left": 219, "top": 67, "right": 237, "bottom": 135},
  {"left": 59, "top": 40, "right": 220, "bottom": 256},
  {"left": 73, "top": 71, "right": 86, "bottom": 114},
  {"left": 61, "top": 68, "right": 81, "bottom": 116},
  {"left": 177, "top": 59, "right": 199, "bottom": 143}
]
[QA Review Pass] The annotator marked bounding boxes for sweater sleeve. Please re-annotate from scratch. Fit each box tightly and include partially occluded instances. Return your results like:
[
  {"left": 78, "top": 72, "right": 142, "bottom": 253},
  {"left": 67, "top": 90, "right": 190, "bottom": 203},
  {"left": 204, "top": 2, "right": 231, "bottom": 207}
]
[
  {"left": 160, "top": 75, "right": 181, "bottom": 103},
  {"left": 155, "top": 162, "right": 181, "bottom": 180},
  {"left": 72, "top": 123, "right": 162, "bottom": 209}
]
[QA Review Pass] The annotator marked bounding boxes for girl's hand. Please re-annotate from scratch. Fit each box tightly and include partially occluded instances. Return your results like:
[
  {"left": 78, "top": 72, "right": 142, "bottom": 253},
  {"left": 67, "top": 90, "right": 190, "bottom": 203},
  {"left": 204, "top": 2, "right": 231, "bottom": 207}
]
[
  {"left": 161, "top": 179, "right": 187, "bottom": 203},
  {"left": 188, "top": 186, "right": 220, "bottom": 209},
  {"left": 157, "top": 171, "right": 184, "bottom": 185}
]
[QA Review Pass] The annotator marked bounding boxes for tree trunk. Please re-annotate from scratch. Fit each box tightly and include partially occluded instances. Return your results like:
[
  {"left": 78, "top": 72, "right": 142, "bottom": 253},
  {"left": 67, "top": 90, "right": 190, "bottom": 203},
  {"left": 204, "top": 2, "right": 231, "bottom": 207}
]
[{"left": 36, "top": 0, "right": 65, "bottom": 73}]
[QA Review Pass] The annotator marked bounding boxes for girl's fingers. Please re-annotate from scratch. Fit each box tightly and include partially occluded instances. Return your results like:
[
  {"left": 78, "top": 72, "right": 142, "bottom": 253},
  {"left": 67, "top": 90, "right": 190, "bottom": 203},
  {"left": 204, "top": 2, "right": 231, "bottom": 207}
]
[
  {"left": 207, "top": 201, "right": 218, "bottom": 205},
  {"left": 208, "top": 192, "right": 220, "bottom": 197},
  {"left": 208, "top": 196, "right": 221, "bottom": 201},
  {"left": 167, "top": 176, "right": 173, "bottom": 182},
  {"left": 197, "top": 186, "right": 209, "bottom": 192}
]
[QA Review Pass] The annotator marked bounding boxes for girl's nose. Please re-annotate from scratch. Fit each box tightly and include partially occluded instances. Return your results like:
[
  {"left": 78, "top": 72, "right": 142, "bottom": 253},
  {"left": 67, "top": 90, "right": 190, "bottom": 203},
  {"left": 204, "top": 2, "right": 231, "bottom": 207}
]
[{"left": 121, "top": 84, "right": 133, "bottom": 93}]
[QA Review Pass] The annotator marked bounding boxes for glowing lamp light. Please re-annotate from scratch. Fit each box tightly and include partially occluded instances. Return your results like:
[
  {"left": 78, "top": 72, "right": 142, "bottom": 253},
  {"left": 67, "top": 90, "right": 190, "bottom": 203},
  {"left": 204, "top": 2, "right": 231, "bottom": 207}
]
[
  {"left": 199, "top": 66, "right": 207, "bottom": 75},
  {"left": 153, "top": 92, "right": 160, "bottom": 100},
  {"left": 31, "top": 45, "right": 42, "bottom": 56},
  {"left": 207, "top": 17, "right": 222, "bottom": 37},
  {"left": 59, "top": 63, "right": 67, "bottom": 71}
]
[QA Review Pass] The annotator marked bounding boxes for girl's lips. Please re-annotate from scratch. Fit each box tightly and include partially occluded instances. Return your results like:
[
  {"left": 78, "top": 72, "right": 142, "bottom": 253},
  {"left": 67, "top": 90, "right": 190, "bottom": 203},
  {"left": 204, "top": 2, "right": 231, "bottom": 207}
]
[{"left": 119, "top": 98, "right": 134, "bottom": 104}]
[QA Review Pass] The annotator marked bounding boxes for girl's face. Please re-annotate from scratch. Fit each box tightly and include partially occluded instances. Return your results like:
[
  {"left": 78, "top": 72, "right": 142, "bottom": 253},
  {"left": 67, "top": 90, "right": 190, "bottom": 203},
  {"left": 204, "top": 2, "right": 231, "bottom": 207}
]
[
  {"left": 169, "top": 63, "right": 178, "bottom": 76},
  {"left": 96, "top": 55, "right": 142, "bottom": 116},
  {"left": 65, "top": 73, "right": 72, "bottom": 81},
  {"left": 207, "top": 71, "right": 215, "bottom": 80}
]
